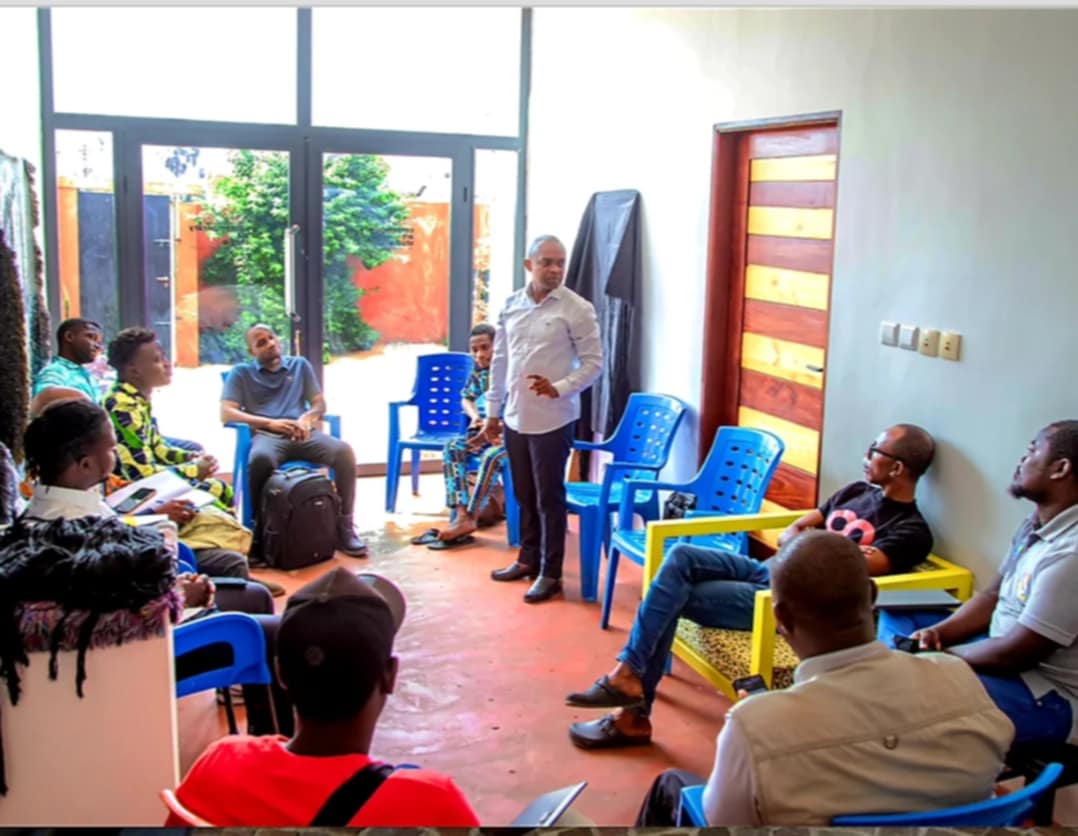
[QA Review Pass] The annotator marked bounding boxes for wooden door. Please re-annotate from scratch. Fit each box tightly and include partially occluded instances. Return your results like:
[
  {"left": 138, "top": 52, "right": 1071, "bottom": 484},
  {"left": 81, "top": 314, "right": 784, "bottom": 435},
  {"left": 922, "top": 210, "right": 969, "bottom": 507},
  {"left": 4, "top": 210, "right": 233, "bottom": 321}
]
[{"left": 700, "top": 117, "right": 839, "bottom": 548}]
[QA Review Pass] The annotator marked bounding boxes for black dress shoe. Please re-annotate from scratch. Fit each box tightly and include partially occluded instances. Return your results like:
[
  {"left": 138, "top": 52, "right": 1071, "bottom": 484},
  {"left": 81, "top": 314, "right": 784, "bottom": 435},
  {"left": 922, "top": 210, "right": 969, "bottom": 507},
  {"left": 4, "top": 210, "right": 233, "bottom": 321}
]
[
  {"left": 523, "top": 576, "right": 562, "bottom": 603},
  {"left": 491, "top": 562, "right": 537, "bottom": 582},
  {"left": 566, "top": 675, "right": 646, "bottom": 709},
  {"left": 568, "top": 714, "right": 652, "bottom": 750},
  {"left": 336, "top": 516, "right": 369, "bottom": 557}
]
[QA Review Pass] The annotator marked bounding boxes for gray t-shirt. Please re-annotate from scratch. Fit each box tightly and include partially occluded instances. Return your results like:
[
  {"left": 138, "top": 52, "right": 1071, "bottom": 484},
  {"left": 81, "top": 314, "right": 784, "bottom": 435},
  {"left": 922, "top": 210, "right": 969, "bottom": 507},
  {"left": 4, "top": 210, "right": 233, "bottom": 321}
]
[
  {"left": 221, "top": 356, "right": 319, "bottom": 421},
  {"left": 991, "top": 503, "right": 1078, "bottom": 741}
]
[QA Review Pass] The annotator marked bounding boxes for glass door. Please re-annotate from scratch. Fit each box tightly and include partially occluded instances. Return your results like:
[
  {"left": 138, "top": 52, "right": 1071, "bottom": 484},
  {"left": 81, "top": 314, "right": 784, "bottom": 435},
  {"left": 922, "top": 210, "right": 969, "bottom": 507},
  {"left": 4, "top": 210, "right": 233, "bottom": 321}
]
[
  {"left": 139, "top": 144, "right": 293, "bottom": 464},
  {"left": 317, "top": 151, "right": 454, "bottom": 468}
]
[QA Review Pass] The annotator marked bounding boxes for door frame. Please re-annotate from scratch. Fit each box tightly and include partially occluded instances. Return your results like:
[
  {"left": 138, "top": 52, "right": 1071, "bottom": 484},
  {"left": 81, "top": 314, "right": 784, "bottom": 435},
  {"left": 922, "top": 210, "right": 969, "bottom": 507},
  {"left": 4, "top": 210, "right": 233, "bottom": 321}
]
[{"left": 699, "top": 110, "right": 842, "bottom": 466}]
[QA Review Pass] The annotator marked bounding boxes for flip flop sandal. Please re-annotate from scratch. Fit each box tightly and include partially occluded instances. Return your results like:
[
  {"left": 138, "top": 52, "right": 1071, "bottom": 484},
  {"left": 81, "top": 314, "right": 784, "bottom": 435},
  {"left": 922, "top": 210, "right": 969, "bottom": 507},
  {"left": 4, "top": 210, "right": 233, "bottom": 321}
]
[
  {"left": 410, "top": 528, "right": 441, "bottom": 545},
  {"left": 428, "top": 534, "right": 477, "bottom": 551}
]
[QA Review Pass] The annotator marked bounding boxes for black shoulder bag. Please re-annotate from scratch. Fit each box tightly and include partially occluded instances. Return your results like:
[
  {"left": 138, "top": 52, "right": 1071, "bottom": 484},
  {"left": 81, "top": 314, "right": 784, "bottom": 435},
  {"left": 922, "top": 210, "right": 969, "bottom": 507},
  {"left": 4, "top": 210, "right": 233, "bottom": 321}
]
[{"left": 310, "top": 762, "right": 396, "bottom": 826}]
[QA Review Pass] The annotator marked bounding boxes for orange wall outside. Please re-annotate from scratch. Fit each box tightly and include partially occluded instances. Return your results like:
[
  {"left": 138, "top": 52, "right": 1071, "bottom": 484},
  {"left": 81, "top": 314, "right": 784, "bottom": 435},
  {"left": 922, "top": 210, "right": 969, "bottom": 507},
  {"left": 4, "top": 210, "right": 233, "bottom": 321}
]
[{"left": 351, "top": 201, "right": 450, "bottom": 345}]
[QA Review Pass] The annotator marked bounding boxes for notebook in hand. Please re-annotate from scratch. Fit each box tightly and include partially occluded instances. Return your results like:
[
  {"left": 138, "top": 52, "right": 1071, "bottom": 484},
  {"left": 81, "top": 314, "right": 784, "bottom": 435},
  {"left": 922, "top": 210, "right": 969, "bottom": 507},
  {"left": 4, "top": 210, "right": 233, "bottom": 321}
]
[
  {"left": 874, "top": 589, "right": 961, "bottom": 611},
  {"left": 511, "top": 781, "right": 587, "bottom": 827}
]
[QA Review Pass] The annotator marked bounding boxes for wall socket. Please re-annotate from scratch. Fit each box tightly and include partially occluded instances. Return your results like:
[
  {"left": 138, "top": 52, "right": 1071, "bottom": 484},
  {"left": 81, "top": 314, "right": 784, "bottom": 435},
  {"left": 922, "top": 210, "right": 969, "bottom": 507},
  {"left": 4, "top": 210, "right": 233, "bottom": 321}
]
[
  {"left": 918, "top": 328, "right": 940, "bottom": 357},
  {"left": 940, "top": 331, "right": 962, "bottom": 361}
]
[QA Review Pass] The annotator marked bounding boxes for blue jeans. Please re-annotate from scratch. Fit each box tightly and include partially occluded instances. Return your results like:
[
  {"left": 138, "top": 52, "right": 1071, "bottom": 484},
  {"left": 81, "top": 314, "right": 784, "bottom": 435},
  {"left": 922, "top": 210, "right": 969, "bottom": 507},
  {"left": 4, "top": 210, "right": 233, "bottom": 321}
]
[
  {"left": 878, "top": 609, "right": 1073, "bottom": 745},
  {"left": 618, "top": 543, "right": 770, "bottom": 715}
]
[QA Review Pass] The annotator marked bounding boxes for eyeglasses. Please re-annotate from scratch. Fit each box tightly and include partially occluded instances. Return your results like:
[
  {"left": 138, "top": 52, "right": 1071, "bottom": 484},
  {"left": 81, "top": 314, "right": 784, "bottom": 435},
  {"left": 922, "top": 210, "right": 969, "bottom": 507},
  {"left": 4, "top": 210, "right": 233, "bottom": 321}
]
[{"left": 867, "top": 444, "right": 905, "bottom": 465}]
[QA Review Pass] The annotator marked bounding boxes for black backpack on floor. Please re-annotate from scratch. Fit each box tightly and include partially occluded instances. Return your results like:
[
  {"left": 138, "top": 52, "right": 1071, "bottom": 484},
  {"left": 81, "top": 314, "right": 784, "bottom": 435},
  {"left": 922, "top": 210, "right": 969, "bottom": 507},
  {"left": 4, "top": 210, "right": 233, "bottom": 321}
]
[{"left": 261, "top": 468, "right": 339, "bottom": 570}]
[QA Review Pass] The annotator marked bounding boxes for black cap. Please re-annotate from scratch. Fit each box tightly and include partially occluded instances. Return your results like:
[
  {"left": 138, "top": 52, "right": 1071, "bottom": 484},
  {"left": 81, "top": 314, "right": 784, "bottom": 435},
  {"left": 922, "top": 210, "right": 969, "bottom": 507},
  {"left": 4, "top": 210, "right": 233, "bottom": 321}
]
[{"left": 278, "top": 569, "right": 406, "bottom": 702}]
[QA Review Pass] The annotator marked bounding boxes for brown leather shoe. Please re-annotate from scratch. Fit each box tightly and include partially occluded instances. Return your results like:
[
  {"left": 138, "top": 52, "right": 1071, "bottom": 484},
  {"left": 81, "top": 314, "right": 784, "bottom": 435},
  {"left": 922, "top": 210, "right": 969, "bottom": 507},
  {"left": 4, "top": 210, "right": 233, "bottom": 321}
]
[
  {"left": 491, "top": 562, "right": 537, "bottom": 582},
  {"left": 524, "top": 576, "right": 562, "bottom": 603}
]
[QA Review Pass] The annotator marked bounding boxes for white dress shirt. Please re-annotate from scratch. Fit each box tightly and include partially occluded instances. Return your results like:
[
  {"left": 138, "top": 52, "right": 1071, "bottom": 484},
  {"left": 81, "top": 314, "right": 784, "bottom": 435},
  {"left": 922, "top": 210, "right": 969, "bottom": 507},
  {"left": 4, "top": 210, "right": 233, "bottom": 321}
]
[
  {"left": 26, "top": 483, "right": 116, "bottom": 520},
  {"left": 485, "top": 283, "right": 603, "bottom": 434}
]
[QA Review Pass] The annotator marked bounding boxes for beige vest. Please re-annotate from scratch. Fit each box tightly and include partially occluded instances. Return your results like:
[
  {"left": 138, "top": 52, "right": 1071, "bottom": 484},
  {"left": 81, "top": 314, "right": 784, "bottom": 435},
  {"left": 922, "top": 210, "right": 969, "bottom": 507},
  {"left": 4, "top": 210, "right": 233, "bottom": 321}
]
[{"left": 730, "top": 650, "right": 1014, "bottom": 825}]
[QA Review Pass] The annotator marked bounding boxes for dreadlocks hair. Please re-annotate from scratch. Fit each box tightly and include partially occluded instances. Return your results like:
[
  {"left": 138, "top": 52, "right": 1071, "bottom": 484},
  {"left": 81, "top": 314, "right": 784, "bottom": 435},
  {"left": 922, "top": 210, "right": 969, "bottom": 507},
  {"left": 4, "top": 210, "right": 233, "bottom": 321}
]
[
  {"left": 106, "top": 327, "right": 156, "bottom": 373},
  {"left": 23, "top": 400, "right": 111, "bottom": 485},
  {"left": 55, "top": 317, "right": 101, "bottom": 347},
  {"left": 1046, "top": 420, "right": 1078, "bottom": 484}
]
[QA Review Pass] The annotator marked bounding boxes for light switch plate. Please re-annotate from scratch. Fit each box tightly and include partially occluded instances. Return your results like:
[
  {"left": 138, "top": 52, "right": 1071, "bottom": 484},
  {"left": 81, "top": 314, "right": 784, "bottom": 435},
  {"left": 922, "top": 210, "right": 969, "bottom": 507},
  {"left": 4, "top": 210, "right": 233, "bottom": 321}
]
[
  {"left": 918, "top": 328, "right": 940, "bottom": 357},
  {"left": 879, "top": 321, "right": 900, "bottom": 347},
  {"left": 899, "top": 324, "right": 920, "bottom": 351},
  {"left": 940, "top": 331, "right": 962, "bottom": 361}
]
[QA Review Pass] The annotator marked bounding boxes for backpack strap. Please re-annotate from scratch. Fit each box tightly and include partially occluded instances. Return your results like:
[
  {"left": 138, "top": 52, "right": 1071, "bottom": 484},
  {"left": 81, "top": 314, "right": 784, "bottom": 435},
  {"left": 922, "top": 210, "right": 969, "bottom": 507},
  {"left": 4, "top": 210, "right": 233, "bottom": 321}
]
[{"left": 310, "top": 762, "right": 395, "bottom": 826}]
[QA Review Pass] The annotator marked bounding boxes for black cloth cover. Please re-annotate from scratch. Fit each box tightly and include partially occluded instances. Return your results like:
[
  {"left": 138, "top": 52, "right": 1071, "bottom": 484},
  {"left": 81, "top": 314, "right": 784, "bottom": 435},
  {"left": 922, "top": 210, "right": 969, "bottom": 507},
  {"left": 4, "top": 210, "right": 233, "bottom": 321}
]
[{"left": 564, "top": 190, "right": 643, "bottom": 441}]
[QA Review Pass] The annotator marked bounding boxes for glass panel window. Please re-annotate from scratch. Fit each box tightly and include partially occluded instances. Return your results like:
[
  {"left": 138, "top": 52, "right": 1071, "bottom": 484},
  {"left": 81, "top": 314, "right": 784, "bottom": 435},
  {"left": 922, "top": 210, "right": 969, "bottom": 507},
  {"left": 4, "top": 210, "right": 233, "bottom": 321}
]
[
  {"left": 473, "top": 149, "right": 519, "bottom": 327},
  {"left": 54, "top": 129, "right": 120, "bottom": 385},
  {"left": 51, "top": 8, "right": 296, "bottom": 124},
  {"left": 141, "top": 144, "right": 291, "bottom": 465},
  {"left": 312, "top": 8, "right": 521, "bottom": 136},
  {"left": 319, "top": 153, "right": 452, "bottom": 466}
]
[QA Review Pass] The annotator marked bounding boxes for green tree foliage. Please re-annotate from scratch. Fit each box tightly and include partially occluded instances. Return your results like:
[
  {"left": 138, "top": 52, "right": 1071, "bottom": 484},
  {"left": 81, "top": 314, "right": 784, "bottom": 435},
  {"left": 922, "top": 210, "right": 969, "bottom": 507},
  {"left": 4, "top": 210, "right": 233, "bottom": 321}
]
[{"left": 195, "top": 150, "right": 409, "bottom": 363}]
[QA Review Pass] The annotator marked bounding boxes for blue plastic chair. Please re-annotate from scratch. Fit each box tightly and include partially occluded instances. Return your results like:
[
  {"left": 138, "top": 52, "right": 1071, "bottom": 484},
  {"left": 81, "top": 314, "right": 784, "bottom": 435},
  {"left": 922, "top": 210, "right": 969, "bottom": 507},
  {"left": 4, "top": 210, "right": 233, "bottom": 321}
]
[
  {"left": 177, "top": 542, "right": 199, "bottom": 575},
  {"left": 221, "top": 370, "right": 342, "bottom": 528},
  {"left": 173, "top": 611, "right": 273, "bottom": 734},
  {"left": 567, "top": 393, "right": 688, "bottom": 602},
  {"left": 679, "top": 764, "right": 1063, "bottom": 826},
  {"left": 677, "top": 783, "right": 707, "bottom": 826},
  {"left": 385, "top": 352, "right": 473, "bottom": 512},
  {"left": 602, "top": 426, "right": 784, "bottom": 629},
  {"left": 832, "top": 763, "right": 1064, "bottom": 826}
]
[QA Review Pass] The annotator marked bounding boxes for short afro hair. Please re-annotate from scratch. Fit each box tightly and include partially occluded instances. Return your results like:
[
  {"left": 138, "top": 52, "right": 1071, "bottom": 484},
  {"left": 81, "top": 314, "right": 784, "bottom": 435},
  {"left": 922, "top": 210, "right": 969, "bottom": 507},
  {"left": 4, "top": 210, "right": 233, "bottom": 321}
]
[
  {"left": 1046, "top": 420, "right": 1078, "bottom": 483},
  {"left": 107, "top": 327, "right": 156, "bottom": 372},
  {"left": 891, "top": 424, "right": 936, "bottom": 476}
]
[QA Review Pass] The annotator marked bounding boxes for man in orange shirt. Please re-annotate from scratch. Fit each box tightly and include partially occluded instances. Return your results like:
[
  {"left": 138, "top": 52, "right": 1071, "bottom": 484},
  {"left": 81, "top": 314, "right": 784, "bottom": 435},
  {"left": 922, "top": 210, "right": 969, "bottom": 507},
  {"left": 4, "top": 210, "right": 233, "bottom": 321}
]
[{"left": 170, "top": 568, "right": 479, "bottom": 826}]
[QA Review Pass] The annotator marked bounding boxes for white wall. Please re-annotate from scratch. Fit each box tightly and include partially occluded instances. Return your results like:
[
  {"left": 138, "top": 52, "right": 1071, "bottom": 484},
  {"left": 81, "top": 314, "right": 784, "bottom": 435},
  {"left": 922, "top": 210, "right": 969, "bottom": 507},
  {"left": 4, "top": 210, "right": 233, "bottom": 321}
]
[
  {"left": 0, "top": 7, "right": 41, "bottom": 171},
  {"left": 528, "top": 8, "right": 1078, "bottom": 583}
]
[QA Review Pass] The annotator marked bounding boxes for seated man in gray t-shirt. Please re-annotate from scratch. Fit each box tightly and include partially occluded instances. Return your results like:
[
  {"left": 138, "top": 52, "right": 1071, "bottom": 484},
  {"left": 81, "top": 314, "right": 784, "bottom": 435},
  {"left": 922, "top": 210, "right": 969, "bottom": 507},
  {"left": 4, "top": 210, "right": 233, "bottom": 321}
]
[
  {"left": 910, "top": 420, "right": 1078, "bottom": 746},
  {"left": 221, "top": 324, "right": 366, "bottom": 558}
]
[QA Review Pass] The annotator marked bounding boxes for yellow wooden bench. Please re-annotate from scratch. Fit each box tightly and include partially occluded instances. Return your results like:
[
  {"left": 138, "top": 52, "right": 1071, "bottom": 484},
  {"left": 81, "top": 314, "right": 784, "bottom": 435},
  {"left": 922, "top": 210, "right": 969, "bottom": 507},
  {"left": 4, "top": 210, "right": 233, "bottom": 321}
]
[{"left": 641, "top": 510, "right": 974, "bottom": 699}]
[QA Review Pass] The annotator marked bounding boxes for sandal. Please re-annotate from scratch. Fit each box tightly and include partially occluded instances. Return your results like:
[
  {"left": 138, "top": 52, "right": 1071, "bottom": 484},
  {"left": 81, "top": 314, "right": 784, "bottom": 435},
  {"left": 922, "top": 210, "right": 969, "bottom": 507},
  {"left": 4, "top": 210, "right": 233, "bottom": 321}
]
[
  {"left": 428, "top": 534, "right": 477, "bottom": 551},
  {"left": 410, "top": 528, "right": 441, "bottom": 545}
]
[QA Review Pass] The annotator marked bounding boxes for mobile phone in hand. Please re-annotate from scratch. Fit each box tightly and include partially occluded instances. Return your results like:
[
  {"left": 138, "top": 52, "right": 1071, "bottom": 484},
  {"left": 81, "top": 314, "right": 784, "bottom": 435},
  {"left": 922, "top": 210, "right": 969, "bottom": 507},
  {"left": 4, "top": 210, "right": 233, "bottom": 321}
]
[
  {"left": 893, "top": 634, "right": 923, "bottom": 654},
  {"left": 113, "top": 487, "right": 157, "bottom": 514},
  {"left": 732, "top": 674, "right": 769, "bottom": 695}
]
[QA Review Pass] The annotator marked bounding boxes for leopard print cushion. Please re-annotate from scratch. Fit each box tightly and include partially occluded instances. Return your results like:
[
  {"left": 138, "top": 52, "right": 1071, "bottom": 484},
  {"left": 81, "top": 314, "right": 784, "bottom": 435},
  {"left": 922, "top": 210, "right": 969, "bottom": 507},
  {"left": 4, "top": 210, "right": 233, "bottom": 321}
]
[
  {"left": 673, "top": 561, "right": 939, "bottom": 691},
  {"left": 677, "top": 619, "right": 797, "bottom": 690}
]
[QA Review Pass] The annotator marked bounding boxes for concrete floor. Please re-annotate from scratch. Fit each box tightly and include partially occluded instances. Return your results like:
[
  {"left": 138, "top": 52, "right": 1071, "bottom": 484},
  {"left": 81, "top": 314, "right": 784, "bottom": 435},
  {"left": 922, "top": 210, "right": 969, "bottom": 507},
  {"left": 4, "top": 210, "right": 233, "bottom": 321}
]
[{"left": 177, "top": 473, "right": 733, "bottom": 826}]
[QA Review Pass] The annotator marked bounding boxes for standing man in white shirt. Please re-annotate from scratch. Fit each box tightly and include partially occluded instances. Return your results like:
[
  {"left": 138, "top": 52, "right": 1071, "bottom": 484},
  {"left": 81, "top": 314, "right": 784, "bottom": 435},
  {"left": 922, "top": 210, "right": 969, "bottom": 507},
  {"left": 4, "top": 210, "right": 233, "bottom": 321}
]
[{"left": 479, "top": 235, "right": 603, "bottom": 603}]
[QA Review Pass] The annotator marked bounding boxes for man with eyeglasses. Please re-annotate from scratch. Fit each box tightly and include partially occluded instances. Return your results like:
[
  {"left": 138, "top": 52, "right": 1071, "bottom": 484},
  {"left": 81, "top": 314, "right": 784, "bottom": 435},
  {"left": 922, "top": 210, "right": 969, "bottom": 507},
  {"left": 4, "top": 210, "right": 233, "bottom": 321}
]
[{"left": 565, "top": 423, "right": 936, "bottom": 750}]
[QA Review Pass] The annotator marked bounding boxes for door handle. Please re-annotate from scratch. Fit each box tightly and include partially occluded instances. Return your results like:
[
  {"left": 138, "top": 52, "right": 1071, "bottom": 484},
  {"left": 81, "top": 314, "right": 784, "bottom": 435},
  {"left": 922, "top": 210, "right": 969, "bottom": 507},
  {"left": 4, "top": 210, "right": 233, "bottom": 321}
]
[{"left": 805, "top": 364, "right": 824, "bottom": 374}]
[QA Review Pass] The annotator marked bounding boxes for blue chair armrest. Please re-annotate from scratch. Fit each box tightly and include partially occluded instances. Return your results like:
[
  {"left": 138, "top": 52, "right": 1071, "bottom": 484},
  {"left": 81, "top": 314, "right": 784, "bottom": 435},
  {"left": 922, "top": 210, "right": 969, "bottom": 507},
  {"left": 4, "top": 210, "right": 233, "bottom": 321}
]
[
  {"left": 678, "top": 784, "right": 708, "bottom": 826},
  {"left": 324, "top": 414, "right": 341, "bottom": 438},
  {"left": 573, "top": 439, "right": 613, "bottom": 453},
  {"left": 616, "top": 477, "right": 683, "bottom": 531}
]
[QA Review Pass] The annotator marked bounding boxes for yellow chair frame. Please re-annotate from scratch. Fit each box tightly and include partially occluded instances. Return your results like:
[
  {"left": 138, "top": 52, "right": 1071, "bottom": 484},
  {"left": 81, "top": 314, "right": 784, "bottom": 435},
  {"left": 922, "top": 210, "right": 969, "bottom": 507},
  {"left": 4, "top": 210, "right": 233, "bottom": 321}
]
[{"left": 641, "top": 510, "right": 974, "bottom": 699}]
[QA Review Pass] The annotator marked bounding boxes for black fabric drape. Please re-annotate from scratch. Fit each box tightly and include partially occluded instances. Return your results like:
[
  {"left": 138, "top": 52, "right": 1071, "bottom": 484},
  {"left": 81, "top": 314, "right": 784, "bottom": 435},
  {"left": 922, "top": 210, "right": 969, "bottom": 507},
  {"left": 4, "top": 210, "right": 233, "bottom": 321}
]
[{"left": 564, "top": 189, "right": 643, "bottom": 443}]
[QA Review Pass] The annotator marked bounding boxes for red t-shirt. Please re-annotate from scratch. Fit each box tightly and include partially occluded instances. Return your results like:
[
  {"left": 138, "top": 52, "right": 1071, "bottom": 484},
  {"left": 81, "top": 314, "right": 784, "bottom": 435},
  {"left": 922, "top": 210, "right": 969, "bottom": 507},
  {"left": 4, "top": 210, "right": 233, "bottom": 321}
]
[{"left": 167, "top": 735, "right": 480, "bottom": 827}]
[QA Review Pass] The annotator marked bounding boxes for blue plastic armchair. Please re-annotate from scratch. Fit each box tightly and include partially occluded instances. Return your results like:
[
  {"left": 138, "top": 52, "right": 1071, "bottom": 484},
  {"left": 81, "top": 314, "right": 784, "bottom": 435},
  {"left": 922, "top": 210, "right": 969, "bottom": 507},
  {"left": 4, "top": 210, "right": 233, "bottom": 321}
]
[
  {"left": 602, "top": 426, "right": 784, "bottom": 629},
  {"left": 831, "top": 763, "right": 1064, "bottom": 826},
  {"left": 385, "top": 352, "right": 473, "bottom": 512},
  {"left": 221, "top": 370, "right": 342, "bottom": 528},
  {"left": 679, "top": 764, "right": 1063, "bottom": 826},
  {"left": 173, "top": 611, "right": 273, "bottom": 734},
  {"left": 567, "top": 393, "right": 688, "bottom": 602}
]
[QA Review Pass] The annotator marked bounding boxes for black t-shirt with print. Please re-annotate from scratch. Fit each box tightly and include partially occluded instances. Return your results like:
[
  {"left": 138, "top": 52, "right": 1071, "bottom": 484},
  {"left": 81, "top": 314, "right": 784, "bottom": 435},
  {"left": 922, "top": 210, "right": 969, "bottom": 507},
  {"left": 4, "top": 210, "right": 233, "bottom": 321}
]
[{"left": 817, "top": 481, "right": 933, "bottom": 573}]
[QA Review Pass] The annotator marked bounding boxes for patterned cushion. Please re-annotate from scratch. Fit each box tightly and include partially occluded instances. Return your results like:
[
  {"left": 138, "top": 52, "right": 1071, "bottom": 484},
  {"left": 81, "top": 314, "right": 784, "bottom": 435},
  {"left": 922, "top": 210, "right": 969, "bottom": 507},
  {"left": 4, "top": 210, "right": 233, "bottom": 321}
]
[
  {"left": 671, "top": 560, "right": 939, "bottom": 691},
  {"left": 676, "top": 619, "right": 798, "bottom": 690}
]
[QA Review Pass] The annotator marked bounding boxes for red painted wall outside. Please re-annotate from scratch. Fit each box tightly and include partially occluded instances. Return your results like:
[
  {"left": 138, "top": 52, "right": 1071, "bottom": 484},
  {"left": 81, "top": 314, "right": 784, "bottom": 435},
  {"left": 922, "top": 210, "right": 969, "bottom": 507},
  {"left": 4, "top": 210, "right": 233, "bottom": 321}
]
[{"left": 350, "top": 201, "right": 450, "bottom": 345}]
